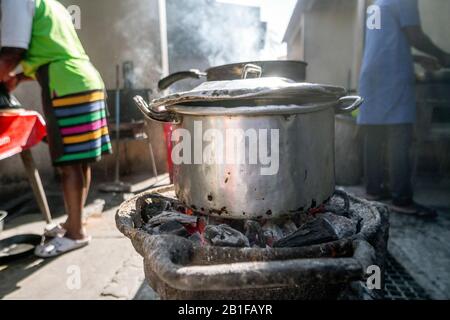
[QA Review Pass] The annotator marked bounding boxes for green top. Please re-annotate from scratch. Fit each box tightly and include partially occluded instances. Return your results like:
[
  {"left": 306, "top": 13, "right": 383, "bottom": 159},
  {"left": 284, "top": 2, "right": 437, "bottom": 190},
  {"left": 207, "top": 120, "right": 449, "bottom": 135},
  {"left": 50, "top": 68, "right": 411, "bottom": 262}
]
[{"left": 21, "top": 0, "right": 104, "bottom": 97}]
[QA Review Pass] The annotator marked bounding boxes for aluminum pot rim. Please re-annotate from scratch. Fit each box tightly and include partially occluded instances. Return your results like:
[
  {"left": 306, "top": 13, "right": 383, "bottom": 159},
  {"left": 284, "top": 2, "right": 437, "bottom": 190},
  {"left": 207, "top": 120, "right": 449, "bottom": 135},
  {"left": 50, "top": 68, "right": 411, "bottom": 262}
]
[
  {"left": 134, "top": 95, "right": 362, "bottom": 123},
  {"left": 205, "top": 59, "right": 308, "bottom": 74},
  {"left": 166, "top": 101, "right": 336, "bottom": 116}
]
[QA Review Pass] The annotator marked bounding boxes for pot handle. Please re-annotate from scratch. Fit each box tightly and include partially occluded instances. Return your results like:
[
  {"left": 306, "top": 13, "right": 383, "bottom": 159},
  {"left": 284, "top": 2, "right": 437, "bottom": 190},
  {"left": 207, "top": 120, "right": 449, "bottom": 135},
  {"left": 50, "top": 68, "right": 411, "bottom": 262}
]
[
  {"left": 241, "top": 64, "right": 262, "bottom": 79},
  {"left": 335, "top": 95, "right": 364, "bottom": 114},
  {"left": 144, "top": 236, "right": 375, "bottom": 292},
  {"left": 158, "top": 69, "right": 207, "bottom": 91},
  {"left": 133, "top": 95, "right": 179, "bottom": 123}
]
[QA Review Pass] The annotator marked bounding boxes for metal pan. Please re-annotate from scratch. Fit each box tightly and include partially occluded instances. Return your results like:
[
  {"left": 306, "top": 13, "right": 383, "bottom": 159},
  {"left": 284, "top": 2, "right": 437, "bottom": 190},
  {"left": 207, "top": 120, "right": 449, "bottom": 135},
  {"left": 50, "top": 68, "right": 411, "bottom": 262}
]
[
  {"left": 158, "top": 60, "right": 307, "bottom": 90},
  {"left": 0, "top": 234, "right": 42, "bottom": 263}
]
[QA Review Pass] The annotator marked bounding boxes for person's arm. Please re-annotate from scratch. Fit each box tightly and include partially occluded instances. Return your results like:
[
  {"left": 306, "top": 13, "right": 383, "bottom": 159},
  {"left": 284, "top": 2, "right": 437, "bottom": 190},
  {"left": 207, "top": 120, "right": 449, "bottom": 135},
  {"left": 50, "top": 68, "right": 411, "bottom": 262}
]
[
  {"left": 413, "top": 54, "right": 441, "bottom": 71},
  {"left": 0, "top": 47, "right": 31, "bottom": 92},
  {"left": 405, "top": 26, "right": 450, "bottom": 67},
  {"left": 0, "top": 48, "right": 26, "bottom": 81},
  {"left": 0, "top": 0, "right": 36, "bottom": 90},
  {"left": 3, "top": 72, "right": 34, "bottom": 92},
  {"left": 394, "top": 0, "right": 450, "bottom": 67}
]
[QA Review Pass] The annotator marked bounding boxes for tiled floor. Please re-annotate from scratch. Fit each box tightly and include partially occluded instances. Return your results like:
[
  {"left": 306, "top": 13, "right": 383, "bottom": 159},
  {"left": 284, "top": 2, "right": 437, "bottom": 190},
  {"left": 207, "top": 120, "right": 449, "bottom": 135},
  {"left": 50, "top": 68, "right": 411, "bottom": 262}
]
[
  {"left": 343, "top": 179, "right": 450, "bottom": 299},
  {"left": 384, "top": 253, "right": 430, "bottom": 300}
]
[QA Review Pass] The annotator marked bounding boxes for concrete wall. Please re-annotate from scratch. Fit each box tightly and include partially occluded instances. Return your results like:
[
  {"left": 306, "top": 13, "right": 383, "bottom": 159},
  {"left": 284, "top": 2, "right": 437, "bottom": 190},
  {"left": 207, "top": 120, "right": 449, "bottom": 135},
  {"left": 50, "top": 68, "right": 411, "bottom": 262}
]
[
  {"left": 58, "top": 0, "right": 164, "bottom": 90},
  {"left": 285, "top": 16, "right": 304, "bottom": 61},
  {"left": 302, "top": 1, "right": 358, "bottom": 88},
  {"left": 0, "top": 0, "right": 168, "bottom": 183},
  {"left": 419, "top": 0, "right": 450, "bottom": 52}
]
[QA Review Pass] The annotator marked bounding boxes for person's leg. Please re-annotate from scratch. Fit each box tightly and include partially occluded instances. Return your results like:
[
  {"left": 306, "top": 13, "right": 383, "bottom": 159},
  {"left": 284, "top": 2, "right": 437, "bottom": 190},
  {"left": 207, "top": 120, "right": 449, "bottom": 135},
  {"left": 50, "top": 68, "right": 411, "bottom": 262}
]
[
  {"left": 59, "top": 163, "right": 91, "bottom": 231},
  {"left": 388, "top": 124, "right": 414, "bottom": 205},
  {"left": 59, "top": 164, "right": 88, "bottom": 240},
  {"left": 81, "top": 163, "right": 91, "bottom": 207},
  {"left": 387, "top": 125, "right": 437, "bottom": 218},
  {"left": 35, "top": 164, "right": 91, "bottom": 257},
  {"left": 363, "top": 125, "right": 388, "bottom": 197}
]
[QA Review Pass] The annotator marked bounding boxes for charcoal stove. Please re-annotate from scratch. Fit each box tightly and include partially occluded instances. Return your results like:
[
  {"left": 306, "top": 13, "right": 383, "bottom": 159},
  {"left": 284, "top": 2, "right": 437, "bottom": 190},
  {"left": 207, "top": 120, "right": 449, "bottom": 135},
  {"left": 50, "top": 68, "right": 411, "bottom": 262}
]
[{"left": 116, "top": 185, "right": 389, "bottom": 300}]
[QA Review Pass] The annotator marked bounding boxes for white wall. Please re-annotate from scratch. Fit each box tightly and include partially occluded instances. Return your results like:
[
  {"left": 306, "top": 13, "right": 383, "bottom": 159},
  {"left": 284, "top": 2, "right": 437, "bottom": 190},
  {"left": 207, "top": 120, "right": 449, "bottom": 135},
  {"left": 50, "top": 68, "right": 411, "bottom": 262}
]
[
  {"left": 419, "top": 0, "right": 450, "bottom": 52},
  {"left": 59, "top": 0, "right": 164, "bottom": 91},
  {"left": 302, "top": 2, "right": 357, "bottom": 88},
  {"left": 285, "top": 15, "right": 305, "bottom": 61}
]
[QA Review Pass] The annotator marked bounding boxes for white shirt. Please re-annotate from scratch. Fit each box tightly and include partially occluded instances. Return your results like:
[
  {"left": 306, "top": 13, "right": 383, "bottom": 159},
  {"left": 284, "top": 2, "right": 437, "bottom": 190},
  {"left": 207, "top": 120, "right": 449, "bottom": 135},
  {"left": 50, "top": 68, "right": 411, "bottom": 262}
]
[{"left": 1, "top": 0, "right": 36, "bottom": 49}]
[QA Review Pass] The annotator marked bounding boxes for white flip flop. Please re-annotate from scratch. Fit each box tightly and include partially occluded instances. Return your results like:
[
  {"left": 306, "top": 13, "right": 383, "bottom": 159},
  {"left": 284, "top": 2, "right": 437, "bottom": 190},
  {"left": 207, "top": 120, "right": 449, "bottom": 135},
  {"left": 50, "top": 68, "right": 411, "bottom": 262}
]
[
  {"left": 44, "top": 223, "right": 67, "bottom": 238},
  {"left": 34, "top": 236, "right": 91, "bottom": 258}
]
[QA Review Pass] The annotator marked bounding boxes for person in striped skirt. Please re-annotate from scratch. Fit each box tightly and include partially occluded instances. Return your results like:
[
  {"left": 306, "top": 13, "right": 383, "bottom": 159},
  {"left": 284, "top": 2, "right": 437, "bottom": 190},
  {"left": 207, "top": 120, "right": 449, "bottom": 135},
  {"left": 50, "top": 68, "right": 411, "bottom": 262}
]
[{"left": 0, "top": 0, "right": 112, "bottom": 257}]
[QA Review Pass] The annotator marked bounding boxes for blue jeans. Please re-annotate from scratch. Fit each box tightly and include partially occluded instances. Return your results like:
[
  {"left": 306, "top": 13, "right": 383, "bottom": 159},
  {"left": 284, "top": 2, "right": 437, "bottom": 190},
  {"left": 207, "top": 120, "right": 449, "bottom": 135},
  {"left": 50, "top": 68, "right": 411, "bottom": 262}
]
[{"left": 361, "top": 124, "right": 413, "bottom": 205}]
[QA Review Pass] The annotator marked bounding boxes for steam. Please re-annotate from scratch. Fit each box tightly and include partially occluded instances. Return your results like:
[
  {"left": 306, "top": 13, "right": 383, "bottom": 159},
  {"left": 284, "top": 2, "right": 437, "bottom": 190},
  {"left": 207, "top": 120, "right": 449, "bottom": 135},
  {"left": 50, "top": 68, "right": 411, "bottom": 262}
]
[
  {"left": 112, "top": 0, "right": 280, "bottom": 90},
  {"left": 114, "top": 1, "right": 162, "bottom": 90},
  {"left": 167, "top": 0, "right": 266, "bottom": 67}
]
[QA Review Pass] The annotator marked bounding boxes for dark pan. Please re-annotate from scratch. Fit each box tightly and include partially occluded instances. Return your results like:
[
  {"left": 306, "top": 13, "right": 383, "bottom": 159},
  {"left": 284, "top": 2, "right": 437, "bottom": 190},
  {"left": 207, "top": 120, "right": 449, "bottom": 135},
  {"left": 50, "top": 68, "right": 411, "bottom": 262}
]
[{"left": 0, "top": 234, "right": 42, "bottom": 264}]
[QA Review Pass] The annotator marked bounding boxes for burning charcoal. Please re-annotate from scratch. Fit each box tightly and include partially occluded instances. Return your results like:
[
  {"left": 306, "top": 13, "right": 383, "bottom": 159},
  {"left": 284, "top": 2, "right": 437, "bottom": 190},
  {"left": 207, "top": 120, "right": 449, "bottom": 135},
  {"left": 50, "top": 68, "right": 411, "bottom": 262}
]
[
  {"left": 148, "top": 210, "right": 198, "bottom": 227},
  {"left": 323, "top": 189, "right": 350, "bottom": 217},
  {"left": 273, "top": 217, "right": 338, "bottom": 248},
  {"left": 281, "top": 220, "right": 298, "bottom": 235},
  {"left": 204, "top": 224, "right": 250, "bottom": 248},
  {"left": 185, "top": 216, "right": 207, "bottom": 235},
  {"left": 262, "top": 221, "right": 284, "bottom": 246},
  {"left": 143, "top": 197, "right": 172, "bottom": 221},
  {"left": 158, "top": 220, "right": 191, "bottom": 237},
  {"left": 188, "top": 232, "right": 206, "bottom": 245},
  {"left": 152, "top": 226, "right": 160, "bottom": 234},
  {"left": 244, "top": 220, "right": 266, "bottom": 248},
  {"left": 141, "top": 223, "right": 157, "bottom": 235},
  {"left": 320, "top": 212, "right": 357, "bottom": 239}
]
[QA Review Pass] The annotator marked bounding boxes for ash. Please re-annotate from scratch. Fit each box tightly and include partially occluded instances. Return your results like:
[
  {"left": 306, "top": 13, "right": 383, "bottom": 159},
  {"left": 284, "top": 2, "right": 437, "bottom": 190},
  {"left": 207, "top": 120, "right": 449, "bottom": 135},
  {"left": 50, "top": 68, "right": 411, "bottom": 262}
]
[{"left": 139, "top": 190, "right": 360, "bottom": 249}]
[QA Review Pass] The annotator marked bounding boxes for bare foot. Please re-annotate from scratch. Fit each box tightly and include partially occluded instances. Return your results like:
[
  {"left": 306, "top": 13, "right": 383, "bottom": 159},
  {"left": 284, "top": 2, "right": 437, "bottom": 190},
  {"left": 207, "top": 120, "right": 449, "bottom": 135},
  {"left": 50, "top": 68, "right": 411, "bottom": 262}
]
[{"left": 65, "top": 229, "right": 89, "bottom": 241}]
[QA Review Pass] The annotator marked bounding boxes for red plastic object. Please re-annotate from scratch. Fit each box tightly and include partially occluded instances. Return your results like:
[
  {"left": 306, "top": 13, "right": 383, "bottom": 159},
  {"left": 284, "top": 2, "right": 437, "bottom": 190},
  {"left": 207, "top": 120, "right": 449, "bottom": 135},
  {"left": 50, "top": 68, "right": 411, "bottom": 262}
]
[
  {"left": 0, "top": 110, "right": 47, "bottom": 160},
  {"left": 163, "top": 123, "right": 174, "bottom": 183}
]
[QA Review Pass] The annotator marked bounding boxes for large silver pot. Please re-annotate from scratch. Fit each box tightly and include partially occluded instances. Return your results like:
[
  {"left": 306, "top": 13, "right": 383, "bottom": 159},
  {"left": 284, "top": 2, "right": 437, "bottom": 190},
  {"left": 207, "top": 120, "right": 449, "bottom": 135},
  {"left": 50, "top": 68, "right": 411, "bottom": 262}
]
[{"left": 134, "top": 69, "right": 362, "bottom": 220}]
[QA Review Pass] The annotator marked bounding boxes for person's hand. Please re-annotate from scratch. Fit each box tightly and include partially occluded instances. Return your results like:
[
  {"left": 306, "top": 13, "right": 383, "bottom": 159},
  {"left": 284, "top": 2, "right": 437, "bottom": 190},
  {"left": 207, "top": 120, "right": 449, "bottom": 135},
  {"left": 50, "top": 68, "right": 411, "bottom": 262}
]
[
  {"left": 3, "top": 72, "right": 19, "bottom": 92},
  {"left": 418, "top": 56, "right": 441, "bottom": 72}
]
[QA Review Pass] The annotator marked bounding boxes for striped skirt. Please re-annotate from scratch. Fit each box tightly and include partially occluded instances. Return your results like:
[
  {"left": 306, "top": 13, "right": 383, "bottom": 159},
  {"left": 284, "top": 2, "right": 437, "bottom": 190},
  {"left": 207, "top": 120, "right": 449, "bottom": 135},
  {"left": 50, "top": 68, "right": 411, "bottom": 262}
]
[
  {"left": 48, "top": 90, "right": 112, "bottom": 165},
  {"left": 36, "top": 65, "right": 112, "bottom": 166}
]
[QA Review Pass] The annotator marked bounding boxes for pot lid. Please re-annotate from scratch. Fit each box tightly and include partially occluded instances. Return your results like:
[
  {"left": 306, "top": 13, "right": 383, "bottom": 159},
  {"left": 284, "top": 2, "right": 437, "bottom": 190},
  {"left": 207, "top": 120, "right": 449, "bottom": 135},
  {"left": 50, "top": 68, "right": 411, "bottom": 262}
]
[{"left": 150, "top": 77, "right": 347, "bottom": 110}]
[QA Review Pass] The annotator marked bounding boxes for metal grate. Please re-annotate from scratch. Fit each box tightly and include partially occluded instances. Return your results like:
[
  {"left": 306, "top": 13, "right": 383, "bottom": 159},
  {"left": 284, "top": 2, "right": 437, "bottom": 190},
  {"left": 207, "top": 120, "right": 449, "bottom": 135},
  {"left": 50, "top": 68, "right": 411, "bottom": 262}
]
[{"left": 383, "top": 253, "right": 430, "bottom": 300}]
